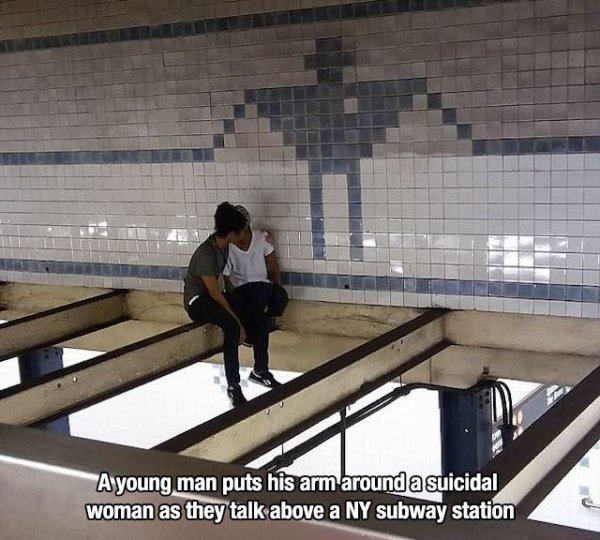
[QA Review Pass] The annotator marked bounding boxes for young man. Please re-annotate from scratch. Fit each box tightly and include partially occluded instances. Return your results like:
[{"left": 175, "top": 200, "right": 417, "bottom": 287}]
[
  {"left": 184, "top": 202, "right": 281, "bottom": 407},
  {"left": 223, "top": 205, "right": 289, "bottom": 325}
]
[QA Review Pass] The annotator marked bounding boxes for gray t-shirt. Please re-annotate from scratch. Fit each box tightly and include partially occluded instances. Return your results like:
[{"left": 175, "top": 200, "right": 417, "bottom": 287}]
[{"left": 183, "top": 235, "right": 228, "bottom": 308}]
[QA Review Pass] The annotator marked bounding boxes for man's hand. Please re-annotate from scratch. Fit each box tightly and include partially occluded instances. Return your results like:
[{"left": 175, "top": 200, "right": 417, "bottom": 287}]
[
  {"left": 201, "top": 275, "right": 247, "bottom": 341},
  {"left": 263, "top": 230, "right": 274, "bottom": 245}
]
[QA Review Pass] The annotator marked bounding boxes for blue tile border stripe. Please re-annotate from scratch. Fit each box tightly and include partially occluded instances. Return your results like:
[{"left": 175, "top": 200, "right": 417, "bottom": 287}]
[
  {"left": 0, "top": 0, "right": 519, "bottom": 55},
  {"left": 2, "top": 136, "right": 600, "bottom": 167},
  {"left": 1, "top": 258, "right": 598, "bottom": 304},
  {"left": 0, "top": 148, "right": 215, "bottom": 165},
  {"left": 472, "top": 137, "right": 600, "bottom": 156}
]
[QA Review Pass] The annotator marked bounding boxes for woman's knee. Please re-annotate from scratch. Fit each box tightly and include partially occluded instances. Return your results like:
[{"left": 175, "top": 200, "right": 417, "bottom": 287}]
[
  {"left": 270, "top": 285, "right": 289, "bottom": 316},
  {"left": 276, "top": 284, "right": 289, "bottom": 303}
]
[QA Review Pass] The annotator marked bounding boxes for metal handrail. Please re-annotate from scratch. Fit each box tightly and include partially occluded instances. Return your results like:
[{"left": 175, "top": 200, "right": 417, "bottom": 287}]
[{"left": 582, "top": 497, "right": 600, "bottom": 510}]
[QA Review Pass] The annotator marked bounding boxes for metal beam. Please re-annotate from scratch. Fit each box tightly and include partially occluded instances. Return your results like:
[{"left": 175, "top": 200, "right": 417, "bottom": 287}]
[
  {"left": 234, "top": 340, "right": 452, "bottom": 466},
  {"left": 18, "top": 347, "right": 71, "bottom": 435},
  {"left": 155, "top": 309, "right": 447, "bottom": 463},
  {"left": 257, "top": 372, "right": 465, "bottom": 472},
  {"left": 446, "top": 363, "right": 600, "bottom": 511},
  {"left": 0, "top": 290, "right": 127, "bottom": 361},
  {"left": 0, "top": 422, "right": 594, "bottom": 540},
  {"left": 440, "top": 387, "right": 493, "bottom": 479},
  {"left": 516, "top": 419, "right": 600, "bottom": 518},
  {"left": 0, "top": 323, "right": 223, "bottom": 426}
]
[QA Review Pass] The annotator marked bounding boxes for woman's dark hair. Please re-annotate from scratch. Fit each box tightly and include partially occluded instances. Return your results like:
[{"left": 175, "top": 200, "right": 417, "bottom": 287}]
[{"left": 214, "top": 201, "right": 247, "bottom": 237}]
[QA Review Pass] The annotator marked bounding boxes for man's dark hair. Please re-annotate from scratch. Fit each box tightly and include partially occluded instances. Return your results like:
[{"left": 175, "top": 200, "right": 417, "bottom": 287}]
[{"left": 214, "top": 201, "right": 247, "bottom": 237}]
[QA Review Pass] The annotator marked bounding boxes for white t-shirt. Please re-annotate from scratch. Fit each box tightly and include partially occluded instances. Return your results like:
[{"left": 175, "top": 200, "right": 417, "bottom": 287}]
[{"left": 223, "top": 229, "right": 274, "bottom": 289}]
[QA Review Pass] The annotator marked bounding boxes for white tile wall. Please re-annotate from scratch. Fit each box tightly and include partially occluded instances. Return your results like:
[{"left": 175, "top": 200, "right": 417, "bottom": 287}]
[{"left": 0, "top": 0, "right": 599, "bottom": 317}]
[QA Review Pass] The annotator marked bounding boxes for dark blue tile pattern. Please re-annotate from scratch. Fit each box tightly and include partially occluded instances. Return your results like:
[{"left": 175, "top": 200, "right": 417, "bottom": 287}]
[
  {"left": 0, "top": 148, "right": 215, "bottom": 164},
  {"left": 238, "top": 37, "right": 442, "bottom": 261},
  {"left": 1, "top": 257, "right": 598, "bottom": 304},
  {"left": 0, "top": 0, "right": 519, "bottom": 55},
  {"left": 472, "top": 137, "right": 600, "bottom": 156}
]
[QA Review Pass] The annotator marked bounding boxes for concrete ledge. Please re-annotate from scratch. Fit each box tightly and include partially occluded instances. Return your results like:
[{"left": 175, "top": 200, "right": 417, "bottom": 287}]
[
  {"left": 402, "top": 344, "right": 600, "bottom": 388},
  {"left": 445, "top": 310, "right": 600, "bottom": 356},
  {"left": 0, "top": 283, "right": 106, "bottom": 312}
]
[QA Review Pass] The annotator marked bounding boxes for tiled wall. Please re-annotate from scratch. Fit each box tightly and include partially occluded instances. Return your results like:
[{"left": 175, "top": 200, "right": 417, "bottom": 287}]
[{"left": 1, "top": 0, "right": 600, "bottom": 318}]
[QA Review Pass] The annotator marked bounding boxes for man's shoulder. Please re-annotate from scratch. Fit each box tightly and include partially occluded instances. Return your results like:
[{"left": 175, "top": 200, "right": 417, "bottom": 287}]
[
  {"left": 191, "top": 237, "right": 218, "bottom": 260},
  {"left": 196, "top": 237, "right": 211, "bottom": 249}
]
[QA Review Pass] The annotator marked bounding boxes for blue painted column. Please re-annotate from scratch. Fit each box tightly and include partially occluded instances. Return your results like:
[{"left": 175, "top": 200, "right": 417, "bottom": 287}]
[
  {"left": 18, "top": 347, "right": 70, "bottom": 435},
  {"left": 439, "top": 389, "right": 492, "bottom": 482}
]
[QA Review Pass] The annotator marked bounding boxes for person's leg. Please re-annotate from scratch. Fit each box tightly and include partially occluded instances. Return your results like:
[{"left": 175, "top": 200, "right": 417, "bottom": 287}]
[
  {"left": 266, "top": 283, "right": 289, "bottom": 317},
  {"left": 226, "top": 290, "right": 271, "bottom": 375},
  {"left": 225, "top": 290, "right": 269, "bottom": 364},
  {"left": 235, "top": 282, "right": 272, "bottom": 314},
  {"left": 187, "top": 297, "right": 241, "bottom": 388},
  {"left": 225, "top": 290, "right": 281, "bottom": 388},
  {"left": 237, "top": 281, "right": 287, "bottom": 331},
  {"left": 249, "top": 315, "right": 270, "bottom": 373}
]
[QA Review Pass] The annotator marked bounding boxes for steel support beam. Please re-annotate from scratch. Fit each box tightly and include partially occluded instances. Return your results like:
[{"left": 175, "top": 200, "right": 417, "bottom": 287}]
[
  {"left": 516, "top": 419, "right": 600, "bottom": 518},
  {"left": 18, "top": 347, "right": 71, "bottom": 435},
  {"left": 156, "top": 309, "right": 447, "bottom": 463},
  {"left": 440, "top": 387, "right": 493, "bottom": 480},
  {"left": 0, "top": 423, "right": 594, "bottom": 540},
  {"left": 0, "top": 323, "right": 223, "bottom": 426},
  {"left": 0, "top": 290, "right": 127, "bottom": 361},
  {"left": 447, "top": 363, "right": 600, "bottom": 513},
  {"left": 234, "top": 340, "right": 452, "bottom": 466}
]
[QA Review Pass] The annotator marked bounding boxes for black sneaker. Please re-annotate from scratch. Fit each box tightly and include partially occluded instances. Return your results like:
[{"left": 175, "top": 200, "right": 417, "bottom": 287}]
[
  {"left": 226, "top": 385, "right": 247, "bottom": 407},
  {"left": 249, "top": 370, "right": 281, "bottom": 388}
]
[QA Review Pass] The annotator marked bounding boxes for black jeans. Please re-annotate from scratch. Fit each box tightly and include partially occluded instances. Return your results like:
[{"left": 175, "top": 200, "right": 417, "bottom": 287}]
[
  {"left": 235, "top": 282, "right": 289, "bottom": 317},
  {"left": 187, "top": 292, "right": 270, "bottom": 387}
]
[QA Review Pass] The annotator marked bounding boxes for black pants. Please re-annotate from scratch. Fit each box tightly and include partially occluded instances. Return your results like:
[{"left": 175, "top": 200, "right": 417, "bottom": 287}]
[
  {"left": 187, "top": 292, "right": 270, "bottom": 387},
  {"left": 235, "top": 282, "right": 289, "bottom": 317}
]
